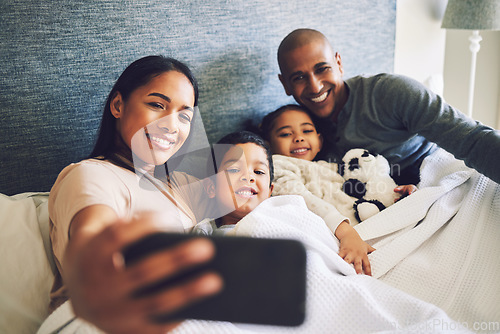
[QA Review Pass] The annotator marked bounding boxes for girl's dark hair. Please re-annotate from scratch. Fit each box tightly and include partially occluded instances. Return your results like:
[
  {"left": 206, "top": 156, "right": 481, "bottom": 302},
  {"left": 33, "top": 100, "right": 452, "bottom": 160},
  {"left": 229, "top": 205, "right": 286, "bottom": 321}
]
[
  {"left": 213, "top": 130, "right": 274, "bottom": 185},
  {"left": 89, "top": 55, "right": 199, "bottom": 159}
]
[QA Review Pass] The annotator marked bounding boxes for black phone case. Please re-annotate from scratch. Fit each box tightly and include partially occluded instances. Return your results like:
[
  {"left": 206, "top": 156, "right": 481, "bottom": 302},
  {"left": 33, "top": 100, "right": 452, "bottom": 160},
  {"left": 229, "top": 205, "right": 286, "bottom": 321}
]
[{"left": 122, "top": 233, "right": 307, "bottom": 326}]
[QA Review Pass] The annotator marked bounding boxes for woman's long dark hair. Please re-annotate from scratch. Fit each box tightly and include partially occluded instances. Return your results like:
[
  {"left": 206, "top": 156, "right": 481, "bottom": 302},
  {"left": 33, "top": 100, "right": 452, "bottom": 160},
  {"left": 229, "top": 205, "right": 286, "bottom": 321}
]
[{"left": 89, "top": 55, "right": 199, "bottom": 160}]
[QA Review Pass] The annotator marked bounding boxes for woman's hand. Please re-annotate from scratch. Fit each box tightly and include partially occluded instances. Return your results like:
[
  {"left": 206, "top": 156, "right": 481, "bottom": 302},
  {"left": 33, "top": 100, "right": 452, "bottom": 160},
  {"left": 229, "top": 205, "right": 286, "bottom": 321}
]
[
  {"left": 64, "top": 211, "right": 223, "bottom": 334},
  {"left": 335, "top": 221, "right": 375, "bottom": 275},
  {"left": 394, "top": 184, "right": 418, "bottom": 202}
]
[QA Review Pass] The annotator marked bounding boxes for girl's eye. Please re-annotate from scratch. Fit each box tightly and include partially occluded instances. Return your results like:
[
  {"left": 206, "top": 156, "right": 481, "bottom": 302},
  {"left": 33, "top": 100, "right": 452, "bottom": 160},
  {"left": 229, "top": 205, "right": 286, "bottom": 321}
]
[
  {"left": 303, "top": 129, "right": 314, "bottom": 134},
  {"left": 255, "top": 170, "right": 266, "bottom": 175},
  {"left": 278, "top": 132, "right": 291, "bottom": 138},
  {"left": 226, "top": 167, "right": 240, "bottom": 174}
]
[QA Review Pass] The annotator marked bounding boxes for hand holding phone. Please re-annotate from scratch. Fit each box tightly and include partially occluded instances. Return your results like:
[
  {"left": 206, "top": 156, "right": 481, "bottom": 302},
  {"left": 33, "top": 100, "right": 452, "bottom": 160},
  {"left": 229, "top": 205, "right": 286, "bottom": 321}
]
[{"left": 122, "top": 233, "right": 307, "bottom": 326}]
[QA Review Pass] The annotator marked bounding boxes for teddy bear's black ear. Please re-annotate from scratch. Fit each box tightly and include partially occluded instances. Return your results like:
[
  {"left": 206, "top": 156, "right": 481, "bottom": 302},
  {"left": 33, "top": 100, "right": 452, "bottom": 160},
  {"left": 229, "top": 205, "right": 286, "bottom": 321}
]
[{"left": 338, "top": 161, "right": 345, "bottom": 176}]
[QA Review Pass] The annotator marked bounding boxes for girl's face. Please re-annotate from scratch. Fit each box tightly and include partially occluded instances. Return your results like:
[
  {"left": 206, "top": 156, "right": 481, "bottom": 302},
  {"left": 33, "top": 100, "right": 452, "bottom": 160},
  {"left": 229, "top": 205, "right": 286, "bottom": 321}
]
[
  {"left": 111, "top": 71, "right": 195, "bottom": 170},
  {"left": 267, "top": 108, "right": 323, "bottom": 161},
  {"left": 214, "top": 143, "right": 273, "bottom": 225}
]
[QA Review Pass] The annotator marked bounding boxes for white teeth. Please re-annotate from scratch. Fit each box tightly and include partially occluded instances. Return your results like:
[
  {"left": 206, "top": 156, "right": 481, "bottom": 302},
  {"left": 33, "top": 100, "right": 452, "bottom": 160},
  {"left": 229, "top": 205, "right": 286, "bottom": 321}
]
[
  {"left": 236, "top": 191, "right": 253, "bottom": 196},
  {"left": 292, "top": 148, "right": 308, "bottom": 154},
  {"left": 311, "top": 91, "right": 328, "bottom": 103},
  {"left": 150, "top": 135, "right": 174, "bottom": 147}
]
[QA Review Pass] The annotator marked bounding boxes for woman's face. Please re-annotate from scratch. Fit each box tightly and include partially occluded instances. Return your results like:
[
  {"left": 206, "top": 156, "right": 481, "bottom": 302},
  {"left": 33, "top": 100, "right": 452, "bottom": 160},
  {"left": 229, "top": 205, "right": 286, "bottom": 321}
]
[{"left": 111, "top": 71, "right": 195, "bottom": 169}]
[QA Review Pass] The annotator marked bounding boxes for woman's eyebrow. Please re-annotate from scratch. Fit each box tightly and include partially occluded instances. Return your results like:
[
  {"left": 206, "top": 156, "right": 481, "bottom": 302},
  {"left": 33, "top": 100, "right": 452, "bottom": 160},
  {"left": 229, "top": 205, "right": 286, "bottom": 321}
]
[
  {"left": 148, "top": 92, "right": 171, "bottom": 102},
  {"left": 184, "top": 106, "right": 194, "bottom": 112}
]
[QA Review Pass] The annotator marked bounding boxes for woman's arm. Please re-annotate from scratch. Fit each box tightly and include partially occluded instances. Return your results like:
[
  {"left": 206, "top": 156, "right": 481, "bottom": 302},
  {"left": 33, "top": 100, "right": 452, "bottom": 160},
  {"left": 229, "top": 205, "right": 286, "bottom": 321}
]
[{"left": 64, "top": 205, "right": 223, "bottom": 334}]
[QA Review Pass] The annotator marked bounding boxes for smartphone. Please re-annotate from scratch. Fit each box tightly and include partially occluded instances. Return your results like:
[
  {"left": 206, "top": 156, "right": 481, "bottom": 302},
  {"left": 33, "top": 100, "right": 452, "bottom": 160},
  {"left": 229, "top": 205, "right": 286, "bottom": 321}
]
[{"left": 122, "top": 232, "right": 307, "bottom": 327}]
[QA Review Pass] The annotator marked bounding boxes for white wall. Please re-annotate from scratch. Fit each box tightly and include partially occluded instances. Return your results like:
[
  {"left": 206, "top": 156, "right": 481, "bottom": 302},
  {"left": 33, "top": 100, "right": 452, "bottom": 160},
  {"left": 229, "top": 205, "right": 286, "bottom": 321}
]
[
  {"left": 395, "top": 0, "right": 500, "bottom": 129},
  {"left": 443, "top": 30, "right": 500, "bottom": 128}
]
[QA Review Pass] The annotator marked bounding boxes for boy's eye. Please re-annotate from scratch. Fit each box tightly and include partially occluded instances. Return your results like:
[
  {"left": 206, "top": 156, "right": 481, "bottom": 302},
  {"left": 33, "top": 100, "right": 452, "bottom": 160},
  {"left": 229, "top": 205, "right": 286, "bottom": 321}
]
[
  {"left": 255, "top": 170, "right": 266, "bottom": 175},
  {"left": 292, "top": 74, "right": 304, "bottom": 82},
  {"left": 226, "top": 167, "right": 240, "bottom": 174}
]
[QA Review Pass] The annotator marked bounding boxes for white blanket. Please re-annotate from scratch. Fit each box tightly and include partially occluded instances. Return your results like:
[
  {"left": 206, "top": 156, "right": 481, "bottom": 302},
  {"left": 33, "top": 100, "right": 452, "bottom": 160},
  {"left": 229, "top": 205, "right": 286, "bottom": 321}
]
[
  {"left": 354, "top": 148, "right": 500, "bottom": 332},
  {"left": 38, "top": 192, "right": 473, "bottom": 333}
]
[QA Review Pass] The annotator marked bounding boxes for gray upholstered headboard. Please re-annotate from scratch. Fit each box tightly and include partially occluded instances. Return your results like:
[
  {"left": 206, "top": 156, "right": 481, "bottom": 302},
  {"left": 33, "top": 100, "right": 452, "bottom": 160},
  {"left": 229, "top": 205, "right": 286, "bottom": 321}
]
[{"left": 0, "top": 0, "right": 396, "bottom": 195}]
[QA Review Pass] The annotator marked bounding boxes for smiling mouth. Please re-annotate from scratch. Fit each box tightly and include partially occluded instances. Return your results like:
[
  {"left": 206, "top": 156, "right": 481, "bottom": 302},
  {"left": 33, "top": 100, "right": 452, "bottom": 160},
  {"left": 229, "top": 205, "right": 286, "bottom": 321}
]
[
  {"left": 146, "top": 133, "right": 175, "bottom": 149},
  {"left": 235, "top": 187, "right": 257, "bottom": 198},
  {"left": 291, "top": 148, "right": 310, "bottom": 154},
  {"left": 310, "top": 91, "right": 329, "bottom": 103}
]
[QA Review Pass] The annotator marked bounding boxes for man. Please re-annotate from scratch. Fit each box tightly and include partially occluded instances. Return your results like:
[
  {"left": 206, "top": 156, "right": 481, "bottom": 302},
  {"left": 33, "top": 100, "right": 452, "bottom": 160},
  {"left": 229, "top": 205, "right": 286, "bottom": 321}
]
[{"left": 277, "top": 28, "right": 500, "bottom": 185}]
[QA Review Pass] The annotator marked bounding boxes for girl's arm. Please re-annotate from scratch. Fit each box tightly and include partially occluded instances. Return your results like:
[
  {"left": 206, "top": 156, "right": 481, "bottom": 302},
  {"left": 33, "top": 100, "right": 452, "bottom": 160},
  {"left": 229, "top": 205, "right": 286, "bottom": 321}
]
[
  {"left": 394, "top": 184, "right": 418, "bottom": 202},
  {"left": 335, "top": 221, "right": 375, "bottom": 276}
]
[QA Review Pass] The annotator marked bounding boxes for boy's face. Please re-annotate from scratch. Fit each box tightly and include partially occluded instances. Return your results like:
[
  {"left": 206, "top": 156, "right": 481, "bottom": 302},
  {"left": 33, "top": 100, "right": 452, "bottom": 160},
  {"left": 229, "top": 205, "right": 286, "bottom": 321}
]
[
  {"left": 214, "top": 143, "right": 273, "bottom": 223},
  {"left": 268, "top": 109, "right": 322, "bottom": 161},
  {"left": 278, "top": 38, "right": 345, "bottom": 120}
]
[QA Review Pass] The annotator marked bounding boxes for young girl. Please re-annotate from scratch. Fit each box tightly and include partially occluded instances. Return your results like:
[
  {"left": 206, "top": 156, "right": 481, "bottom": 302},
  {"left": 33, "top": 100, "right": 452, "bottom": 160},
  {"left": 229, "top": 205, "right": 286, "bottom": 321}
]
[
  {"left": 260, "top": 104, "right": 416, "bottom": 275},
  {"left": 48, "top": 56, "right": 222, "bottom": 333}
]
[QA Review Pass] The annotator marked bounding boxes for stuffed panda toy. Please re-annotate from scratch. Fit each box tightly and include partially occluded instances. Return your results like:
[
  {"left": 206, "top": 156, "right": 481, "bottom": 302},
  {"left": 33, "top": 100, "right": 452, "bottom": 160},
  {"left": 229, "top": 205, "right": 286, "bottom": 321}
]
[{"left": 338, "top": 148, "right": 400, "bottom": 222}]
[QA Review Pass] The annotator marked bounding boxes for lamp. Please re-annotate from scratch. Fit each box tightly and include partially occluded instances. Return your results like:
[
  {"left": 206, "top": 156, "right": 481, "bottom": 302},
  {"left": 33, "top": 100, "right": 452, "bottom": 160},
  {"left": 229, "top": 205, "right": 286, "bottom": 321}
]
[{"left": 441, "top": 0, "right": 500, "bottom": 118}]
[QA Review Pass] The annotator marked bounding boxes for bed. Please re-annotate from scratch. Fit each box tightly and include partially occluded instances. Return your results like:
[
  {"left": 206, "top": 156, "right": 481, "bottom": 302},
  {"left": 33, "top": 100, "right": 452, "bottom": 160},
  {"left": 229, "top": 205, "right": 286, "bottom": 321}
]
[{"left": 1, "top": 1, "right": 499, "bottom": 333}]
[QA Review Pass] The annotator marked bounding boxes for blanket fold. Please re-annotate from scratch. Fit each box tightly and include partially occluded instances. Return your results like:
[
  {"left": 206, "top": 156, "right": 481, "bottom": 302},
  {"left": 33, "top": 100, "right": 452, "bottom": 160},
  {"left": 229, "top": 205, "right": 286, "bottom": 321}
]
[{"left": 355, "top": 149, "right": 500, "bottom": 331}]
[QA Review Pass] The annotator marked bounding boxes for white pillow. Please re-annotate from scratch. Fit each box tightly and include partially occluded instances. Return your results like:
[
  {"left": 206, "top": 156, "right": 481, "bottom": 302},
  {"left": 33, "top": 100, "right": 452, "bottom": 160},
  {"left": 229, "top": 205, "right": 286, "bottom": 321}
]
[{"left": 0, "top": 192, "right": 55, "bottom": 334}]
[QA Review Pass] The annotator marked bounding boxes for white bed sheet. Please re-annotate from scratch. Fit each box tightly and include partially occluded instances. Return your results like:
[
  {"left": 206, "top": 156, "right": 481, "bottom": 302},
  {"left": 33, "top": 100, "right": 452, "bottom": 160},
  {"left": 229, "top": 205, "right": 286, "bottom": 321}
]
[{"left": 38, "top": 194, "right": 472, "bottom": 334}]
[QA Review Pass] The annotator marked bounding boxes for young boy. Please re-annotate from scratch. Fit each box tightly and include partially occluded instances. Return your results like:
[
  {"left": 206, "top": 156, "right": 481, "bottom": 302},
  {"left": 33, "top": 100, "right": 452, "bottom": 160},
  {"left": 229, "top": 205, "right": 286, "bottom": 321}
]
[
  {"left": 192, "top": 131, "right": 274, "bottom": 235},
  {"left": 195, "top": 130, "right": 375, "bottom": 275}
]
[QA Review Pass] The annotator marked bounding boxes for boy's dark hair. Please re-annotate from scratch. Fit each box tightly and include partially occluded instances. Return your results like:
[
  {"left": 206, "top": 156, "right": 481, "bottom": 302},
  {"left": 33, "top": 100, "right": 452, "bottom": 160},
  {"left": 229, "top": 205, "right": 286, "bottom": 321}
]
[{"left": 213, "top": 130, "right": 274, "bottom": 185}]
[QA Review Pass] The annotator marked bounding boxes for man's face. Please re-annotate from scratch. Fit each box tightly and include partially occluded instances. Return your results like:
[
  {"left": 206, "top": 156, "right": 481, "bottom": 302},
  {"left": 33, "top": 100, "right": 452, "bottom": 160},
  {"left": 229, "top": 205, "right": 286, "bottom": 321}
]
[{"left": 278, "top": 38, "right": 346, "bottom": 120}]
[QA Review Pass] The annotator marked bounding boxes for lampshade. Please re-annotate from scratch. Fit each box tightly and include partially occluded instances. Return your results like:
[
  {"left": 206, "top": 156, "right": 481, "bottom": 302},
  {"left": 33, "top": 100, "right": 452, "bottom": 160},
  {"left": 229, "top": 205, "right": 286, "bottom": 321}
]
[{"left": 441, "top": 0, "right": 500, "bottom": 30}]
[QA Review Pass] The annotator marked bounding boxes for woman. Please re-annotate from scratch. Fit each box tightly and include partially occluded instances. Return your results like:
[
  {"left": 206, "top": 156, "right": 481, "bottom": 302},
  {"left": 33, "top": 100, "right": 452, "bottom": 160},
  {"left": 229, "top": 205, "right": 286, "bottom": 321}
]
[{"left": 48, "top": 56, "right": 222, "bottom": 333}]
